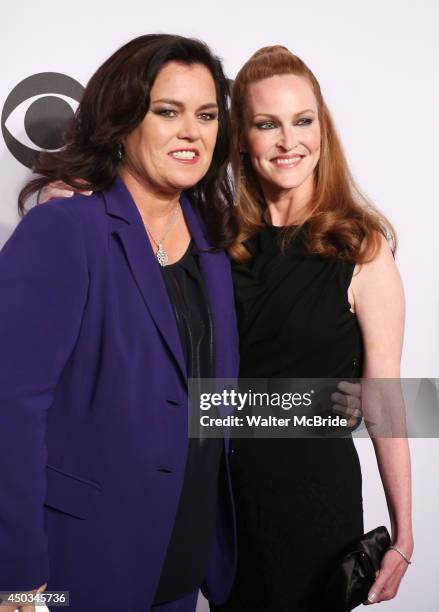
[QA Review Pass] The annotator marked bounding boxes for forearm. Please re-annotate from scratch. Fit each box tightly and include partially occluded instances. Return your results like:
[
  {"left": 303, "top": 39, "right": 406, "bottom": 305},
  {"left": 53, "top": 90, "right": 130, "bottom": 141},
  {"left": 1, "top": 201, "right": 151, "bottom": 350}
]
[{"left": 371, "top": 436, "right": 413, "bottom": 554}]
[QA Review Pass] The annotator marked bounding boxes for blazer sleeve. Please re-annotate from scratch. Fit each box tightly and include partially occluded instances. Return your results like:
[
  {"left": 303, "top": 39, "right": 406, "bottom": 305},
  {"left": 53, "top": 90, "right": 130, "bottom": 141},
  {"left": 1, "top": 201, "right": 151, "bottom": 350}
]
[{"left": 0, "top": 202, "right": 88, "bottom": 591}]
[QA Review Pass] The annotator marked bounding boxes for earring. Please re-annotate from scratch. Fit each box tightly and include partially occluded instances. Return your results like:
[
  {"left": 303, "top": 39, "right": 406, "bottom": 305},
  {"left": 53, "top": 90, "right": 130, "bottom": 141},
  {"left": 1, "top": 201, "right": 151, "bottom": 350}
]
[{"left": 116, "top": 144, "right": 123, "bottom": 160}]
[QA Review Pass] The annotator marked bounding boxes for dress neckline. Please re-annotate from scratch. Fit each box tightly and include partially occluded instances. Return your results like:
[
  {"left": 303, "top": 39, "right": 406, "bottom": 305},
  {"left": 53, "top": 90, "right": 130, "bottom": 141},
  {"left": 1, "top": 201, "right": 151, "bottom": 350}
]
[{"left": 159, "top": 240, "right": 194, "bottom": 269}]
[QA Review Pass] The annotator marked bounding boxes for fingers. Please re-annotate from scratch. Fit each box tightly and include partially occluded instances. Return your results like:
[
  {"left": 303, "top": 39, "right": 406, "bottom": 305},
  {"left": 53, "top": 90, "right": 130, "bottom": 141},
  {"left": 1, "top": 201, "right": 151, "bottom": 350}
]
[
  {"left": 39, "top": 183, "right": 73, "bottom": 203},
  {"left": 331, "top": 392, "right": 361, "bottom": 425},
  {"left": 52, "top": 179, "right": 92, "bottom": 195},
  {"left": 331, "top": 381, "right": 362, "bottom": 427},
  {"left": 331, "top": 391, "right": 361, "bottom": 410},
  {"left": 337, "top": 381, "right": 362, "bottom": 398},
  {"left": 365, "top": 568, "right": 389, "bottom": 604},
  {"left": 38, "top": 181, "right": 93, "bottom": 204},
  {"left": 365, "top": 551, "right": 408, "bottom": 604},
  {"left": 0, "top": 605, "right": 35, "bottom": 612},
  {"left": 332, "top": 402, "right": 361, "bottom": 418},
  {"left": 331, "top": 383, "right": 362, "bottom": 428},
  {"left": 0, "top": 583, "right": 46, "bottom": 611},
  {"left": 40, "top": 188, "right": 74, "bottom": 203},
  {"left": 331, "top": 405, "right": 360, "bottom": 428},
  {"left": 367, "top": 581, "right": 400, "bottom": 604}
]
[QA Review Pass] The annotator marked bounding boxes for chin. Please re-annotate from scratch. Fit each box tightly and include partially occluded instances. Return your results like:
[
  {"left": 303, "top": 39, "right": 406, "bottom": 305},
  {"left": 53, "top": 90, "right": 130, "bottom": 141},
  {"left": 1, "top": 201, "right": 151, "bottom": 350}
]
[
  {"left": 173, "top": 167, "right": 208, "bottom": 184},
  {"left": 269, "top": 169, "right": 313, "bottom": 190},
  {"left": 271, "top": 178, "right": 306, "bottom": 190}
]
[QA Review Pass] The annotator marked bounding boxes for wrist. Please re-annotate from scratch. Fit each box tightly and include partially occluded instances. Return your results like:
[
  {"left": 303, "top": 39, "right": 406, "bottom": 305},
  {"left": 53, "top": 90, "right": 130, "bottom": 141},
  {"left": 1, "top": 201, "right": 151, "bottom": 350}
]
[{"left": 391, "top": 535, "right": 414, "bottom": 558}]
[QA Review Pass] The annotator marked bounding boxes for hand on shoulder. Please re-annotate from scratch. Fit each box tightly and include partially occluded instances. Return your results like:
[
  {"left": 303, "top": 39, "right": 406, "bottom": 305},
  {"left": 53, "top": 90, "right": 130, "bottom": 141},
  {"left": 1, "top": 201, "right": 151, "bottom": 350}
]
[{"left": 39, "top": 180, "right": 92, "bottom": 204}]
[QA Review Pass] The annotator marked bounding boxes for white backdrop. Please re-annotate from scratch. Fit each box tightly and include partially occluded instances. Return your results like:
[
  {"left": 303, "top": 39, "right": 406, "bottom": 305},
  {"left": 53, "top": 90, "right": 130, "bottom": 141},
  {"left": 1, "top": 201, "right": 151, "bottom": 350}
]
[{"left": 1, "top": 1, "right": 438, "bottom": 610}]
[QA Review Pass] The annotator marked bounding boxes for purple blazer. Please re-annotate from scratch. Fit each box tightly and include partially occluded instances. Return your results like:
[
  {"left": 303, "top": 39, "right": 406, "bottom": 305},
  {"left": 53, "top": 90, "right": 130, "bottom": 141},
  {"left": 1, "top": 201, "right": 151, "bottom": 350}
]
[{"left": 0, "top": 177, "right": 239, "bottom": 610}]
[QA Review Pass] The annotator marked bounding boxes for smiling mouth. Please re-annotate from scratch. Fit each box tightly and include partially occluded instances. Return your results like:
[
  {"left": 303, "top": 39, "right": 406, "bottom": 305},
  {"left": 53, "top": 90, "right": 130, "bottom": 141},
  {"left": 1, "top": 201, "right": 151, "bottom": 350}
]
[
  {"left": 168, "top": 149, "right": 200, "bottom": 164},
  {"left": 271, "top": 155, "right": 304, "bottom": 167}
]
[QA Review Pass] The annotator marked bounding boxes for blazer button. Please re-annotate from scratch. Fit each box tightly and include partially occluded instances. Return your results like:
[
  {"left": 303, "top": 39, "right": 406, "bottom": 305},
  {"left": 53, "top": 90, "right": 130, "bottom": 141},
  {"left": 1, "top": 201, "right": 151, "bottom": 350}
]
[{"left": 166, "top": 399, "right": 180, "bottom": 406}]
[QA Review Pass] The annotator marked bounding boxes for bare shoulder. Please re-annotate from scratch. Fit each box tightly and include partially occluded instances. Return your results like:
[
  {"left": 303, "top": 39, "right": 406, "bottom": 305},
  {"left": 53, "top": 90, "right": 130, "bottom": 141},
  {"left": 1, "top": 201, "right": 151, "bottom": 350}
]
[
  {"left": 351, "top": 233, "right": 403, "bottom": 304},
  {"left": 350, "top": 235, "right": 404, "bottom": 376}
]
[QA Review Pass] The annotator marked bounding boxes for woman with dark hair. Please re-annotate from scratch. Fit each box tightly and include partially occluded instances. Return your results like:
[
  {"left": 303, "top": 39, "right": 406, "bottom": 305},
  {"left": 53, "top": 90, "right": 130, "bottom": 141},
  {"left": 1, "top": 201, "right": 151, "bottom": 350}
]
[
  {"left": 210, "top": 45, "right": 413, "bottom": 611},
  {"left": 0, "top": 34, "right": 239, "bottom": 612}
]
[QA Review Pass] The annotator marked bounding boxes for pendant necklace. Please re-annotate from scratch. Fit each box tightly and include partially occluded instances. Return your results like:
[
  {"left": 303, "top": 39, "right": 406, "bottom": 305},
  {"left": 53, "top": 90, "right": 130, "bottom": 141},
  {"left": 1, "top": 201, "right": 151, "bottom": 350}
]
[{"left": 141, "top": 203, "right": 180, "bottom": 267}]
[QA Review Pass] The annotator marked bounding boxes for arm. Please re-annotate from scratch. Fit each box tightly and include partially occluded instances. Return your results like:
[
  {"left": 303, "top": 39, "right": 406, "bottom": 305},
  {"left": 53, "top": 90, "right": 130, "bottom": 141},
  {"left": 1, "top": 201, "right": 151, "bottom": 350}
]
[
  {"left": 351, "top": 234, "right": 413, "bottom": 604},
  {"left": 0, "top": 203, "right": 88, "bottom": 591}
]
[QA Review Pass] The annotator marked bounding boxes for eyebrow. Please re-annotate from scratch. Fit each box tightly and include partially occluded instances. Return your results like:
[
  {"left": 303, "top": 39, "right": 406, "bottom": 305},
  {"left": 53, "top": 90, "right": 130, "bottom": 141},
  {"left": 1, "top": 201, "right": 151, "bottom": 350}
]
[
  {"left": 252, "top": 108, "right": 316, "bottom": 119},
  {"left": 151, "top": 98, "right": 219, "bottom": 111}
]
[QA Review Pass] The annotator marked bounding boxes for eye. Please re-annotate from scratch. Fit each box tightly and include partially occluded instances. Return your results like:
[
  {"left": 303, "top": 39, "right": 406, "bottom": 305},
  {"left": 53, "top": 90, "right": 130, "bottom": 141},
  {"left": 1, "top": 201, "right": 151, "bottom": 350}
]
[
  {"left": 255, "top": 121, "right": 277, "bottom": 130},
  {"left": 1, "top": 72, "right": 84, "bottom": 169},
  {"left": 296, "top": 117, "right": 314, "bottom": 126},
  {"left": 198, "top": 112, "right": 218, "bottom": 122},
  {"left": 155, "top": 108, "right": 178, "bottom": 118}
]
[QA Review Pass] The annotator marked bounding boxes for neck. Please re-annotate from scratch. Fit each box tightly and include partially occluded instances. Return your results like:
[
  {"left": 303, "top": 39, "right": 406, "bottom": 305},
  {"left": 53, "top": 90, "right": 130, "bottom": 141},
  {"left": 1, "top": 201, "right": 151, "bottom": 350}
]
[
  {"left": 262, "top": 177, "right": 314, "bottom": 227},
  {"left": 119, "top": 166, "right": 181, "bottom": 220}
]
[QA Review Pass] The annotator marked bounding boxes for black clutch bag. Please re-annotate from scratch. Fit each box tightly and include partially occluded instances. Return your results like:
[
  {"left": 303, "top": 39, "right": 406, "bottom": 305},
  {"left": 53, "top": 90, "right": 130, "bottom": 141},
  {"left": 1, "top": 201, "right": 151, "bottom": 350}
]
[{"left": 325, "top": 526, "right": 391, "bottom": 611}]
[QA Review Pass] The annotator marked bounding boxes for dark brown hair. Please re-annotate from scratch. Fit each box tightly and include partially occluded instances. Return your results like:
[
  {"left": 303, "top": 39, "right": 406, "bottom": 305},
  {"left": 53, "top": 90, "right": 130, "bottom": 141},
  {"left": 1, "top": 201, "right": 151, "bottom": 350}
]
[
  {"left": 229, "top": 45, "right": 396, "bottom": 263},
  {"left": 19, "top": 34, "right": 238, "bottom": 249}
]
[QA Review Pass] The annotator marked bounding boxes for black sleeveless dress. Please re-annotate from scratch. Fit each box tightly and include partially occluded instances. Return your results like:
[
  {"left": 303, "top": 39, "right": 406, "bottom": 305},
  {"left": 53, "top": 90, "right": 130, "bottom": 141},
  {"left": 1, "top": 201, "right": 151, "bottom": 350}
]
[{"left": 212, "top": 225, "right": 364, "bottom": 612}]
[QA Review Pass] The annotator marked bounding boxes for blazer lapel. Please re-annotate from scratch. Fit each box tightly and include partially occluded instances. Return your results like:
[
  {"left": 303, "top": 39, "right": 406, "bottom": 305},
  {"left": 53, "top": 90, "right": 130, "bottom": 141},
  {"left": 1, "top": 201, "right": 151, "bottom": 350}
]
[
  {"left": 103, "top": 178, "right": 187, "bottom": 383},
  {"left": 181, "top": 197, "right": 239, "bottom": 442},
  {"left": 181, "top": 195, "right": 239, "bottom": 382}
]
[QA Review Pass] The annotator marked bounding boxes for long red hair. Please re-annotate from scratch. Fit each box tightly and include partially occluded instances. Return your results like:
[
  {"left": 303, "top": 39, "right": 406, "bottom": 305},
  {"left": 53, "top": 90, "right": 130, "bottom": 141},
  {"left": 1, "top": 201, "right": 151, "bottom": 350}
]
[{"left": 229, "top": 45, "right": 396, "bottom": 263}]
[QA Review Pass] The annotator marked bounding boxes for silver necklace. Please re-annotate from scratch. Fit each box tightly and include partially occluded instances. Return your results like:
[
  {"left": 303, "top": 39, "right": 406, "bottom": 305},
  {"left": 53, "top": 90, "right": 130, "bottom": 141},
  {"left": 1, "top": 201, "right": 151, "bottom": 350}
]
[{"left": 140, "top": 203, "right": 180, "bottom": 267}]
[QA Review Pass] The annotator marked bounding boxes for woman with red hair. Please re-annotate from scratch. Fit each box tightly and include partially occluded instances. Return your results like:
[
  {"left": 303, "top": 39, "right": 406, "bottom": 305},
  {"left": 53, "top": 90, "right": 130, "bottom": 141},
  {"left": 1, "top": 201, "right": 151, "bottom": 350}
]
[{"left": 213, "top": 45, "right": 413, "bottom": 611}]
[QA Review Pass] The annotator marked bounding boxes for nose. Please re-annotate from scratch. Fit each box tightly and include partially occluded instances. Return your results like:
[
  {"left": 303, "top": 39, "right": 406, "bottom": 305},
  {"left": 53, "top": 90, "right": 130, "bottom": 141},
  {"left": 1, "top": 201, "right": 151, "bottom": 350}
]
[
  {"left": 277, "top": 127, "right": 298, "bottom": 152},
  {"left": 177, "top": 113, "right": 201, "bottom": 142}
]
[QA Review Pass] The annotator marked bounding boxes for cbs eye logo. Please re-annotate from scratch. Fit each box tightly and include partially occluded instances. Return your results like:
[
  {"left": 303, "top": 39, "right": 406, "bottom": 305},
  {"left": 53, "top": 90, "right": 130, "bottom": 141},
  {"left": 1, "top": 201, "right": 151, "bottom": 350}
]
[{"left": 1, "top": 72, "right": 84, "bottom": 169}]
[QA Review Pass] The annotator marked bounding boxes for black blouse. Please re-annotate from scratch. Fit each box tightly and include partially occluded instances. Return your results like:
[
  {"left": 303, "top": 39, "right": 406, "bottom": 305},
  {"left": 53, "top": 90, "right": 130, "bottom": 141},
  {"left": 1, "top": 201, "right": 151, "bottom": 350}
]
[{"left": 153, "top": 242, "right": 223, "bottom": 605}]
